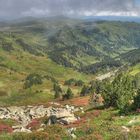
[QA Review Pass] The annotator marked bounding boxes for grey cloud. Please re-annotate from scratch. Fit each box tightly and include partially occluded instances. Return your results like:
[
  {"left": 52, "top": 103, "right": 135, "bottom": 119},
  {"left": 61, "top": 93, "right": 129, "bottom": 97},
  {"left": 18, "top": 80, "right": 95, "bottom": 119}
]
[{"left": 0, "top": 0, "right": 139, "bottom": 19}]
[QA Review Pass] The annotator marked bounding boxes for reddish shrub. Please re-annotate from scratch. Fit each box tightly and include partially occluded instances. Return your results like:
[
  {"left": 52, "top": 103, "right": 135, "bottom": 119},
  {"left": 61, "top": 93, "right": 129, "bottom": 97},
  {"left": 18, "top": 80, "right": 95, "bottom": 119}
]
[
  {"left": 93, "top": 132, "right": 103, "bottom": 140},
  {"left": 92, "top": 110, "right": 101, "bottom": 117},
  {"left": 136, "top": 108, "right": 140, "bottom": 113},
  {"left": 26, "top": 119, "right": 40, "bottom": 130},
  {"left": 0, "top": 124, "right": 13, "bottom": 133},
  {"left": 61, "top": 96, "right": 90, "bottom": 107},
  {"left": 85, "top": 110, "right": 101, "bottom": 119}
]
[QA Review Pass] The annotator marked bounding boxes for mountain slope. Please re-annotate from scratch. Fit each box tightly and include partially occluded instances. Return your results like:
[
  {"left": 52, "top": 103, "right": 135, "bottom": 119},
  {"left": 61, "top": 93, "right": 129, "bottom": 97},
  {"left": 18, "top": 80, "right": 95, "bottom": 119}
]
[
  {"left": 121, "top": 48, "right": 140, "bottom": 65},
  {"left": 1, "top": 18, "right": 140, "bottom": 74},
  {"left": 0, "top": 18, "right": 140, "bottom": 105}
]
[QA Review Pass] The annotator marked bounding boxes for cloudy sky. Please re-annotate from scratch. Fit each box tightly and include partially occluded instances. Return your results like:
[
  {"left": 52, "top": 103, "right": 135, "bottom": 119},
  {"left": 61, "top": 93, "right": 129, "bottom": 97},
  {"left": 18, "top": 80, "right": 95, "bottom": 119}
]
[{"left": 0, "top": 0, "right": 140, "bottom": 19}]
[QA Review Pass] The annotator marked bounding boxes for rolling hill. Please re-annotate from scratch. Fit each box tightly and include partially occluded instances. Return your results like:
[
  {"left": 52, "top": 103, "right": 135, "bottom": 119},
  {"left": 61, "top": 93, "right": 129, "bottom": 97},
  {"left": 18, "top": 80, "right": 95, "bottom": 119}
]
[
  {"left": 1, "top": 18, "right": 140, "bottom": 70},
  {"left": 0, "top": 17, "right": 140, "bottom": 105}
]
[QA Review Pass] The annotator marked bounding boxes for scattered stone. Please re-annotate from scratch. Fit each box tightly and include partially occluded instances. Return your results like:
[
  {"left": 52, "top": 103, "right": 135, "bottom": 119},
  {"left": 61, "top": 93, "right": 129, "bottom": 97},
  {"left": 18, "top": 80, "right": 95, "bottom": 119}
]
[
  {"left": 59, "top": 116, "right": 77, "bottom": 125},
  {"left": 0, "top": 105, "right": 79, "bottom": 133},
  {"left": 128, "top": 116, "right": 140, "bottom": 126},
  {"left": 79, "top": 107, "right": 83, "bottom": 110},
  {"left": 37, "top": 128, "right": 44, "bottom": 132},
  {"left": 49, "top": 102, "right": 61, "bottom": 106},
  {"left": 13, "top": 127, "right": 32, "bottom": 133},
  {"left": 120, "top": 116, "right": 125, "bottom": 119},
  {"left": 81, "top": 111, "right": 85, "bottom": 113},
  {"left": 68, "top": 127, "right": 76, "bottom": 133},
  {"left": 68, "top": 128, "right": 77, "bottom": 139},
  {"left": 77, "top": 117, "right": 80, "bottom": 120},
  {"left": 122, "top": 126, "right": 130, "bottom": 132},
  {"left": 71, "top": 133, "right": 77, "bottom": 139},
  {"left": 12, "top": 125, "right": 23, "bottom": 130},
  {"left": 40, "top": 123, "right": 46, "bottom": 127}
]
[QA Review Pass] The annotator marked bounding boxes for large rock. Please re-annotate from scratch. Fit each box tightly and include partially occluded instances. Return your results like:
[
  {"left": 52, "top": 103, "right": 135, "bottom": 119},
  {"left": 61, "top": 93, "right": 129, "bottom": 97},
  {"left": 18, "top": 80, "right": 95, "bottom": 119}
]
[
  {"left": 53, "top": 108, "right": 74, "bottom": 118},
  {"left": 59, "top": 116, "right": 77, "bottom": 125},
  {"left": 47, "top": 115, "right": 57, "bottom": 125},
  {"left": 47, "top": 108, "right": 78, "bottom": 125}
]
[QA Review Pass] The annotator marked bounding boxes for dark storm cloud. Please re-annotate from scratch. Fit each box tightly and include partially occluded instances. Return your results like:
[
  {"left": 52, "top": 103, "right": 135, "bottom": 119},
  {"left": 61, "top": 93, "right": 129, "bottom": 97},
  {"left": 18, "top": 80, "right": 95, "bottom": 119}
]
[{"left": 0, "top": 0, "right": 139, "bottom": 19}]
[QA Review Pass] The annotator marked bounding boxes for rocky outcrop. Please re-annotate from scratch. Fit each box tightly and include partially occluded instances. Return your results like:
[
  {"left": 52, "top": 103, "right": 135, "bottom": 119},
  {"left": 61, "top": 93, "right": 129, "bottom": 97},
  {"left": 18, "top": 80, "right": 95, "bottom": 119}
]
[
  {"left": 0, "top": 104, "right": 80, "bottom": 133},
  {"left": 68, "top": 127, "right": 77, "bottom": 139}
]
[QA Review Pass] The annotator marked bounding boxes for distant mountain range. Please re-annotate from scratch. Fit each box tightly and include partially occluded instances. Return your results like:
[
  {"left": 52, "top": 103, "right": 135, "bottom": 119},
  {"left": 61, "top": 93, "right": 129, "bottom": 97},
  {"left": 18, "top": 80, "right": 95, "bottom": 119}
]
[
  {"left": 1, "top": 15, "right": 140, "bottom": 23},
  {"left": 21, "top": 16, "right": 140, "bottom": 23},
  {"left": 0, "top": 17, "right": 140, "bottom": 74},
  {"left": 82, "top": 16, "right": 140, "bottom": 23}
]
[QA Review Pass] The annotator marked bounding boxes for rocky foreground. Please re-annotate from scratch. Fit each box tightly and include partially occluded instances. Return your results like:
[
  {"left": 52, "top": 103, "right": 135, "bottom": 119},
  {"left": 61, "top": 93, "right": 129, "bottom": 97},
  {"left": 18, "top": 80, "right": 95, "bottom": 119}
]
[{"left": 0, "top": 103, "right": 83, "bottom": 133}]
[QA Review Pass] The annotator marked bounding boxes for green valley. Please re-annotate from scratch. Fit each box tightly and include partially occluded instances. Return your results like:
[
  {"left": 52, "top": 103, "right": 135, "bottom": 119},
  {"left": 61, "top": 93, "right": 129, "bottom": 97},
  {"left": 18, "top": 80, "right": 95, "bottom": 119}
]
[{"left": 0, "top": 17, "right": 140, "bottom": 140}]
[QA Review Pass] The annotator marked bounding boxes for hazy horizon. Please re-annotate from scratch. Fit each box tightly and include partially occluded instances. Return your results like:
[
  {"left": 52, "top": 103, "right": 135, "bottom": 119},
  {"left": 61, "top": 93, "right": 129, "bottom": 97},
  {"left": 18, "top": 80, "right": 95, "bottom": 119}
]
[{"left": 0, "top": 0, "right": 140, "bottom": 20}]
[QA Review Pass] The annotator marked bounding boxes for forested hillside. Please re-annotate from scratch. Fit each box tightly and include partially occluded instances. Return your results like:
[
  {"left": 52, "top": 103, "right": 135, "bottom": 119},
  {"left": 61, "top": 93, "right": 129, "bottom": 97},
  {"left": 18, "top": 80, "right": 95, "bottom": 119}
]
[
  {"left": 0, "top": 18, "right": 140, "bottom": 106},
  {"left": 1, "top": 18, "right": 140, "bottom": 74}
]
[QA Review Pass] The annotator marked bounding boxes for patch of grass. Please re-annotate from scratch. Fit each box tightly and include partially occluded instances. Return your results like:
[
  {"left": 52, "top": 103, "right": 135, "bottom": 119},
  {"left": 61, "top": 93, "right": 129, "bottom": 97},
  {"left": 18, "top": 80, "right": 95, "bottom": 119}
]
[
  {"left": 0, "top": 134, "right": 13, "bottom": 140},
  {"left": 0, "top": 90, "right": 53, "bottom": 106},
  {"left": 129, "top": 64, "right": 140, "bottom": 76},
  {"left": 0, "top": 119, "right": 18, "bottom": 127}
]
